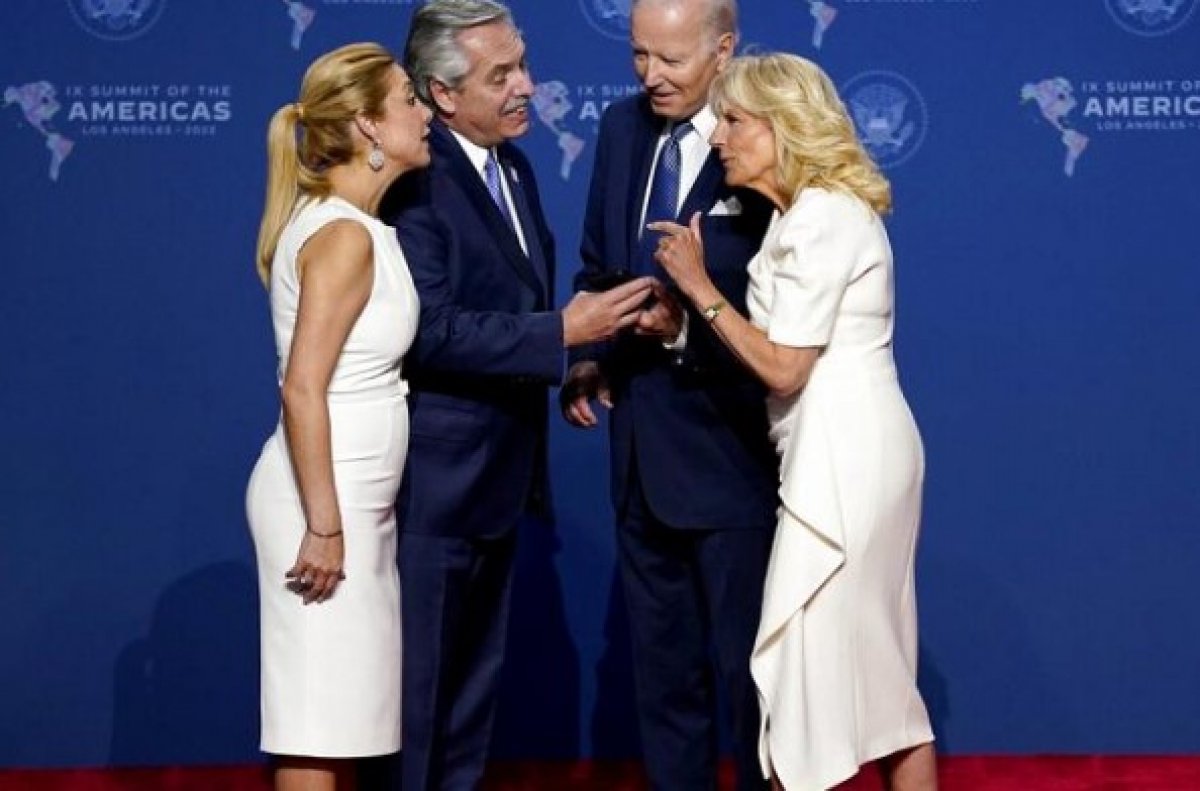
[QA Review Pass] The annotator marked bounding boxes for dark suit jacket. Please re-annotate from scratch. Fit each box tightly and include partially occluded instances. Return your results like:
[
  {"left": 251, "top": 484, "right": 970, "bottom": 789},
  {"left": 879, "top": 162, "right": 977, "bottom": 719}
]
[
  {"left": 573, "top": 95, "right": 779, "bottom": 529},
  {"left": 383, "top": 121, "right": 562, "bottom": 539}
]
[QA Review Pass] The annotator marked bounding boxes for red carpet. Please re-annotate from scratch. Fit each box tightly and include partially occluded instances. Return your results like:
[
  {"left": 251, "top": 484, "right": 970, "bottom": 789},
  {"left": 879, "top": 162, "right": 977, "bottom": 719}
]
[{"left": 2, "top": 758, "right": 1199, "bottom": 790}]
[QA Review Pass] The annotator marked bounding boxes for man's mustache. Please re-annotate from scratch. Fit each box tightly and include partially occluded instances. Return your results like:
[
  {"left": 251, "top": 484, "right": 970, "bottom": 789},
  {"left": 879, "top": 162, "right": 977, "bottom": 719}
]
[{"left": 501, "top": 96, "right": 530, "bottom": 115}]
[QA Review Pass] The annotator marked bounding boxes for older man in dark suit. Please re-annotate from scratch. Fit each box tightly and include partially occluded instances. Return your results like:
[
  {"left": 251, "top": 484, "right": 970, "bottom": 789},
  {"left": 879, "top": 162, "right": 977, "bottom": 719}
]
[
  {"left": 562, "top": 1, "right": 778, "bottom": 789},
  {"left": 381, "top": 2, "right": 652, "bottom": 789}
]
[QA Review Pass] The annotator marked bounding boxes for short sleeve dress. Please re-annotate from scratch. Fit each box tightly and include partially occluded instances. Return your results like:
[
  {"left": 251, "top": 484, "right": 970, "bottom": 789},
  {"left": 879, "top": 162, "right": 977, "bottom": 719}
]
[{"left": 746, "top": 188, "right": 933, "bottom": 789}]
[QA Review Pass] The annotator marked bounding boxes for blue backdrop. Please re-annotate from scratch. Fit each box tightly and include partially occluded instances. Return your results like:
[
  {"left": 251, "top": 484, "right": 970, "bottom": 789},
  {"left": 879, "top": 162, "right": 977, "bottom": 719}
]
[{"left": 3, "top": 0, "right": 1199, "bottom": 768}]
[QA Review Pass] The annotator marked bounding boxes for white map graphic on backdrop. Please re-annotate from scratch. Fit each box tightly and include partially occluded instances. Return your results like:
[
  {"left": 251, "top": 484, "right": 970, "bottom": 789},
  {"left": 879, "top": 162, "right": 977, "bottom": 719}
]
[
  {"left": 279, "top": 0, "right": 419, "bottom": 50},
  {"left": 283, "top": 1, "right": 316, "bottom": 50},
  {"left": 1020, "top": 78, "right": 1089, "bottom": 177},
  {"left": 532, "top": 82, "right": 586, "bottom": 180},
  {"left": 808, "top": 1, "right": 838, "bottom": 49},
  {"left": 4, "top": 82, "right": 74, "bottom": 181}
]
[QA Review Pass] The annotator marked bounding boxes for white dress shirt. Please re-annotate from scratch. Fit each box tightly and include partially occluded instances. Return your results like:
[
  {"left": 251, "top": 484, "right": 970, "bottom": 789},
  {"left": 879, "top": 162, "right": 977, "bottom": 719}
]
[{"left": 450, "top": 129, "right": 529, "bottom": 255}]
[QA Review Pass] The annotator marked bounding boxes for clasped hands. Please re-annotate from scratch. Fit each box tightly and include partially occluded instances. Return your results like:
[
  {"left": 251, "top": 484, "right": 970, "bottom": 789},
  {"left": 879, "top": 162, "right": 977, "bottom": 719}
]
[
  {"left": 562, "top": 215, "right": 709, "bottom": 428},
  {"left": 561, "top": 275, "right": 687, "bottom": 347},
  {"left": 560, "top": 279, "right": 684, "bottom": 428},
  {"left": 566, "top": 210, "right": 709, "bottom": 347},
  {"left": 286, "top": 529, "right": 346, "bottom": 605}
]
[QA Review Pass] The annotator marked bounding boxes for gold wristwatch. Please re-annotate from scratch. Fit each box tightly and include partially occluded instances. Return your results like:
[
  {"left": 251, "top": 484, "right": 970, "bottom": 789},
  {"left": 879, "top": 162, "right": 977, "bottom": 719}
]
[{"left": 702, "top": 299, "right": 727, "bottom": 322}]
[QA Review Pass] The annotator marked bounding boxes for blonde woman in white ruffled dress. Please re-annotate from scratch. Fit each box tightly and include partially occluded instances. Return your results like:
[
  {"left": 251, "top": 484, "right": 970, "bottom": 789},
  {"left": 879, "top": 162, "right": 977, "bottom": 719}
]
[{"left": 651, "top": 53, "right": 937, "bottom": 791}]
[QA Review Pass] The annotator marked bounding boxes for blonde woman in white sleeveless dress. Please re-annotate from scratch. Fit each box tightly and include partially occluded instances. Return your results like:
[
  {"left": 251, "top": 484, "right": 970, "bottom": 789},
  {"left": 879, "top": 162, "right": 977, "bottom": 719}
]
[
  {"left": 246, "top": 43, "right": 431, "bottom": 791},
  {"left": 652, "top": 54, "right": 937, "bottom": 791}
]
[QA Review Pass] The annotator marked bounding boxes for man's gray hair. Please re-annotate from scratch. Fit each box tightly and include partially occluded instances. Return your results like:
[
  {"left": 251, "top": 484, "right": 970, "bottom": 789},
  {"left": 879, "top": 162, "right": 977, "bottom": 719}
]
[
  {"left": 404, "top": 0, "right": 514, "bottom": 107},
  {"left": 632, "top": 0, "right": 738, "bottom": 42}
]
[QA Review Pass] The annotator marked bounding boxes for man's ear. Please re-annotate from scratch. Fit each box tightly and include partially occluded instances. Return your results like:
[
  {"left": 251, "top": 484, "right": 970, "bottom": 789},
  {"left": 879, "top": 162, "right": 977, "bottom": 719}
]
[
  {"left": 429, "top": 79, "right": 456, "bottom": 116},
  {"left": 714, "top": 32, "right": 735, "bottom": 72}
]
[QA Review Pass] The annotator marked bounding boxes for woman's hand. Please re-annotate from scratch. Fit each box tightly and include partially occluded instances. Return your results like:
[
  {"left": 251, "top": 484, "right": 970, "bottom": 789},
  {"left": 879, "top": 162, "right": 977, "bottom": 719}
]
[
  {"left": 648, "top": 212, "right": 711, "bottom": 301},
  {"left": 286, "top": 529, "right": 345, "bottom": 604}
]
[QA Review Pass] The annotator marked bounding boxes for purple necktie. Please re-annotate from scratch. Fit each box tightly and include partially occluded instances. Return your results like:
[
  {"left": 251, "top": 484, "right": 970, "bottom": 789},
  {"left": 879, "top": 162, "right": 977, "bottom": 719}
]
[{"left": 483, "top": 151, "right": 516, "bottom": 231}]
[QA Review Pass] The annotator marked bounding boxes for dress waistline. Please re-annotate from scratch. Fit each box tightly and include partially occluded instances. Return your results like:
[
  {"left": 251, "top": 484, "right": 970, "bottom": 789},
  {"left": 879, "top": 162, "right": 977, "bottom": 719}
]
[
  {"left": 324, "top": 380, "right": 409, "bottom": 404},
  {"left": 807, "top": 353, "right": 898, "bottom": 387}
]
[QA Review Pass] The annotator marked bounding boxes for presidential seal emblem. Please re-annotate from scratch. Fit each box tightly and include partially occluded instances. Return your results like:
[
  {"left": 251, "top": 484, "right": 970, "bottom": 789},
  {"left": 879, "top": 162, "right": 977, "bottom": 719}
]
[
  {"left": 66, "top": 0, "right": 167, "bottom": 42},
  {"left": 1104, "top": 0, "right": 1197, "bottom": 37},
  {"left": 841, "top": 70, "right": 928, "bottom": 169},
  {"left": 579, "top": 0, "right": 632, "bottom": 41}
]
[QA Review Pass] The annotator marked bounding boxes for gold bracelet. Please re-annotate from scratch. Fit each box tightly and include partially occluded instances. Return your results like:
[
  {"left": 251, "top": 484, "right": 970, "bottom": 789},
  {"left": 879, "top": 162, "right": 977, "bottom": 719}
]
[
  {"left": 307, "top": 526, "right": 343, "bottom": 538},
  {"left": 702, "top": 299, "right": 727, "bottom": 322}
]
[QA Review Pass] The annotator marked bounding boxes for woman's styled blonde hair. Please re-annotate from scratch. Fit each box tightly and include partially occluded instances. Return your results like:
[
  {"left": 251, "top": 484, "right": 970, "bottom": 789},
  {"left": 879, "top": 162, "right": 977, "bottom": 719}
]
[
  {"left": 255, "top": 42, "right": 397, "bottom": 284},
  {"left": 710, "top": 53, "right": 892, "bottom": 214}
]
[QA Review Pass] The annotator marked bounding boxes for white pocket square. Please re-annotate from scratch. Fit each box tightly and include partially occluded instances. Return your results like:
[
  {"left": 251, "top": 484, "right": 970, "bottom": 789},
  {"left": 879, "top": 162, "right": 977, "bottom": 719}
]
[{"left": 707, "top": 196, "right": 742, "bottom": 216}]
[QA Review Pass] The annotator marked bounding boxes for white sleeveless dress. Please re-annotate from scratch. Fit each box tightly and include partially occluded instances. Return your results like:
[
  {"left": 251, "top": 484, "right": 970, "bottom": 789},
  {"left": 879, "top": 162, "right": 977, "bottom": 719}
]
[
  {"left": 246, "top": 196, "right": 419, "bottom": 757},
  {"left": 747, "top": 189, "right": 933, "bottom": 790}
]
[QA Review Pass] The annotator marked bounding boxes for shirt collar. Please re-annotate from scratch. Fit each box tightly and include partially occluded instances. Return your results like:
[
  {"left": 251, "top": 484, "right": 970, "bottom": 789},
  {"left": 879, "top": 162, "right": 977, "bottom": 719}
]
[
  {"left": 449, "top": 128, "right": 495, "bottom": 177},
  {"left": 687, "top": 104, "right": 717, "bottom": 144}
]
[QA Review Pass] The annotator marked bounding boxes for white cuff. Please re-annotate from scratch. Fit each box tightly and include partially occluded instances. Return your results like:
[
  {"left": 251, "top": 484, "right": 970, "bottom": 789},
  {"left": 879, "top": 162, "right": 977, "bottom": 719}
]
[{"left": 662, "top": 311, "right": 689, "bottom": 351}]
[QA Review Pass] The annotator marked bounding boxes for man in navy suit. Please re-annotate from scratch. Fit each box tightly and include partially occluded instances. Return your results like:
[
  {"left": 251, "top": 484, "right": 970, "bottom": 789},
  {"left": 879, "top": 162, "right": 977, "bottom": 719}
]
[
  {"left": 381, "top": 2, "right": 653, "bottom": 789},
  {"left": 562, "top": 0, "right": 778, "bottom": 788}
]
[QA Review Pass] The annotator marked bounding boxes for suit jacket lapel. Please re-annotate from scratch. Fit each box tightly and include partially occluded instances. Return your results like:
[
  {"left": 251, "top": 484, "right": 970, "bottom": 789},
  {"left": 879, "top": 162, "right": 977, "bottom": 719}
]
[
  {"left": 433, "top": 125, "right": 542, "bottom": 296},
  {"left": 679, "top": 151, "right": 724, "bottom": 223},
  {"left": 498, "top": 151, "right": 550, "bottom": 306},
  {"left": 626, "top": 106, "right": 663, "bottom": 268}
]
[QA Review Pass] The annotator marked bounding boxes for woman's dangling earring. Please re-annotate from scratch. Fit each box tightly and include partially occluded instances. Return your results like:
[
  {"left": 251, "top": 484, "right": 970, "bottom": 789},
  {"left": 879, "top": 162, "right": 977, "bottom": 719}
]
[{"left": 368, "top": 140, "right": 384, "bottom": 172}]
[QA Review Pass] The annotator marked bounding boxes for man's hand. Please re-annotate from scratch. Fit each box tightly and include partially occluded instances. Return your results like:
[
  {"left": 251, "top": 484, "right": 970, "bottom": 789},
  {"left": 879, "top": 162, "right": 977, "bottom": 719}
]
[
  {"left": 562, "top": 277, "right": 654, "bottom": 347},
  {"left": 560, "top": 361, "right": 612, "bottom": 428},
  {"left": 635, "top": 280, "right": 684, "bottom": 340}
]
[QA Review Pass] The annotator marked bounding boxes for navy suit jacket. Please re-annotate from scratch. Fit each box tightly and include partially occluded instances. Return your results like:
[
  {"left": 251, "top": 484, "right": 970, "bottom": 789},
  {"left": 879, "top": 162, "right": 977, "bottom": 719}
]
[
  {"left": 382, "top": 121, "right": 562, "bottom": 539},
  {"left": 573, "top": 96, "right": 779, "bottom": 530}
]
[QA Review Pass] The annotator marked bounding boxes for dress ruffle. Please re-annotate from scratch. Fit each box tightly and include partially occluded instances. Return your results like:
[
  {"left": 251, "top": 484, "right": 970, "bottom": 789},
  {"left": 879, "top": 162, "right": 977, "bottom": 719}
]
[
  {"left": 754, "top": 390, "right": 845, "bottom": 650},
  {"left": 751, "top": 390, "right": 846, "bottom": 782}
]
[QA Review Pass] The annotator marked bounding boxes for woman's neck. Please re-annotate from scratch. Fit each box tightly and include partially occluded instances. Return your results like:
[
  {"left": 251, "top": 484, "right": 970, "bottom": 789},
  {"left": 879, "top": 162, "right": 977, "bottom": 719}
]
[{"left": 325, "top": 163, "right": 385, "bottom": 216}]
